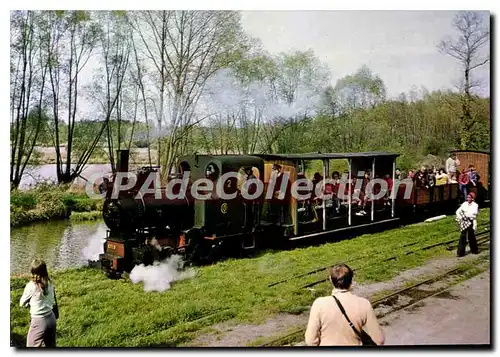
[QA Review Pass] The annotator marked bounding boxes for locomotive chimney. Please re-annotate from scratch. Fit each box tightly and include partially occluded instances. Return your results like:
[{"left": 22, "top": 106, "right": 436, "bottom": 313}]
[{"left": 116, "top": 150, "right": 129, "bottom": 173}]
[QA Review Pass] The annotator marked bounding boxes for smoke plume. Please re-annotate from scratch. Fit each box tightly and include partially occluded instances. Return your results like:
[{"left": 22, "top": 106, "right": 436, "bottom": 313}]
[
  {"left": 129, "top": 255, "right": 196, "bottom": 292},
  {"left": 82, "top": 224, "right": 107, "bottom": 262}
]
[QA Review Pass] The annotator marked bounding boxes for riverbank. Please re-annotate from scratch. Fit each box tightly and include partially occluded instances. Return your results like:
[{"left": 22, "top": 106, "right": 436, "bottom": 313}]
[
  {"left": 9, "top": 209, "right": 490, "bottom": 347},
  {"left": 31, "top": 146, "right": 157, "bottom": 165},
  {"left": 10, "top": 184, "right": 103, "bottom": 227}
]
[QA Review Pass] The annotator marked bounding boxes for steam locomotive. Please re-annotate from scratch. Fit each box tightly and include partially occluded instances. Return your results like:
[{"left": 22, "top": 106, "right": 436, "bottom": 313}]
[{"left": 98, "top": 149, "right": 490, "bottom": 277}]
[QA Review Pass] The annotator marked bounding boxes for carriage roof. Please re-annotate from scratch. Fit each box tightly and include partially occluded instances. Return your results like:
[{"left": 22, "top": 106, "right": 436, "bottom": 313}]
[{"left": 255, "top": 151, "right": 400, "bottom": 161}]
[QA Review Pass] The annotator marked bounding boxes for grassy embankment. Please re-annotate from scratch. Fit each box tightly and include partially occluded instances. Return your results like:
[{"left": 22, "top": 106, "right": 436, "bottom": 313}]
[
  {"left": 10, "top": 184, "right": 103, "bottom": 227},
  {"left": 10, "top": 208, "right": 490, "bottom": 347}
]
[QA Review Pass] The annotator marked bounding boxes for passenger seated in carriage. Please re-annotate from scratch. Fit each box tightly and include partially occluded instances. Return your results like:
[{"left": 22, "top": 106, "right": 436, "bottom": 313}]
[
  {"left": 312, "top": 172, "right": 323, "bottom": 200},
  {"left": 415, "top": 166, "right": 429, "bottom": 188},
  {"left": 269, "top": 164, "right": 292, "bottom": 224},
  {"left": 383, "top": 173, "right": 393, "bottom": 206},
  {"left": 296, "top": 172, "right": 313, "bottom": 219},
  {"left": 449, "top": 172, "right": 458, "bottom": 183},
  {"left": 435, "top": 168, "right": 448, "bottom": 185},
  {"left": 332, "top": 171, "right": 341, "bottom": 185},
  {"left": 467, "top": 164, "right": 480, "bottom": 187},
  {"left": 355, "top": 171, "right": 371, "bottom": 216},
  {"left": 427, "top": 170, "right": 436, "bottom": 188},
  {"left": 324, "top": 171, "right": 342, "bottom": 215}
]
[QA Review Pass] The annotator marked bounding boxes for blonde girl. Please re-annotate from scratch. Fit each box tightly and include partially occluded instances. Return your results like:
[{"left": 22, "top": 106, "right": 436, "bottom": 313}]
[{"left": 19, "top": 259, "right": 57, "bottom": 347}]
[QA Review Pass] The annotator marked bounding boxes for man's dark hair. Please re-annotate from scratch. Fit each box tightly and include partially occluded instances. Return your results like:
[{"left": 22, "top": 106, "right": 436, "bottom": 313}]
[{"left": 327, "top": 264, "right": 353, "bottom": 289}]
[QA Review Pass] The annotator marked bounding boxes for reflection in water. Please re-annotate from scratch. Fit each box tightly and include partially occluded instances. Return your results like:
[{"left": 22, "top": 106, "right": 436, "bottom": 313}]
[{"left": 10, "top": 220, "right": 107, "bottom": 275}]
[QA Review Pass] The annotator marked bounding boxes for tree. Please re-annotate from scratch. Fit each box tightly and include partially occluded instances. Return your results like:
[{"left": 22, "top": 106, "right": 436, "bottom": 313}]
[
  {"left": 438, "top": 11, "right": 490, "bottom": 149},
  {"left": 10, "top": 11, "right": 49, "bottom": 189},
  {"left": 88, "top": 11, "right": 131, "bottom": 172},
  {"left": 41, "top": 10, "right": 101, "bottom": 183},
  {"left": 274, "top": 49, "right": 330, "bottom": 105},
  {"left": 324, "top": 65, "right": 387, "bottom": 151},
  {"left": 132, "top": 10, "right": 247, "bottom": 180}
]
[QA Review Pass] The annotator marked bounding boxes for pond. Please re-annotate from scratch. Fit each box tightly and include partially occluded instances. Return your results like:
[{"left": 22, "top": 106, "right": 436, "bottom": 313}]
[
  {"left": 10, "top": 220, "right": 107, "bottom": 276},
  {"left": 19, "top": 164, "right": 113, "bottom": 189}
]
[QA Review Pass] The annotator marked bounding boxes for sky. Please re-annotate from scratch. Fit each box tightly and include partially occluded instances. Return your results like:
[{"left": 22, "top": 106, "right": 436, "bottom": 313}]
[{"left": 240, "top": 10, "right": 491, "bottom": 98}]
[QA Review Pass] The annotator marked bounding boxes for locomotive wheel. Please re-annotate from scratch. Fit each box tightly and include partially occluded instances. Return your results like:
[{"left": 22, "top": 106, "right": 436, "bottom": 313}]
[
  {"left": 206, "top": 240, "right": 224, "bottom": 264},
  {"left": 187, "top": 240, "right": 206, "bottom": 265},
  {"left": 185, "top": 230, "right": 207, "bottom": 265},
  {"left": 141, "top": 245, "right": 155, "bottom": 266}
]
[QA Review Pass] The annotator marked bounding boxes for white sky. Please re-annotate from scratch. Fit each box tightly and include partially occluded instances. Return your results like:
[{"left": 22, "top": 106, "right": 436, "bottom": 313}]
[
  {"left": 70, "top": 10, "right": 490, "bottom": 120},
  {"left": 240, "top": 10, "right": 490, "bottom": 98}
]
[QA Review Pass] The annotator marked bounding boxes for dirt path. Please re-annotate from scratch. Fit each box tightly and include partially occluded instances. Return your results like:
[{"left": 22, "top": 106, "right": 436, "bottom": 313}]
[
  {"left": 380, "top": 270, "right": 490, "bottom": 345},
  {"left": 185, "top": 247, "right": 490, "bottom": 347}
]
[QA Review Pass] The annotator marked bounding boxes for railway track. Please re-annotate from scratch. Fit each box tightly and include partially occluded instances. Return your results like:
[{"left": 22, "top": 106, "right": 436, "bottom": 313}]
[
  {"left": 300, "top": 229, "right": 490, "bottom": 289},
  {"left": 268, "top": 224, "right": 490, "bottom": 288},
  {"left": 258, "top": 247, "right": 490, "bottom": 347}
]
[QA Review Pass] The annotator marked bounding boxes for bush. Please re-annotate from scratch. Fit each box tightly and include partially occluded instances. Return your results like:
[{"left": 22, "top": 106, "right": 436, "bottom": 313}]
[
  {"left": 10, "top": 184, "right": 104, "bottom": 227},
  {"left": 10, "top": 191, "right": 37, "bottom": 210}
]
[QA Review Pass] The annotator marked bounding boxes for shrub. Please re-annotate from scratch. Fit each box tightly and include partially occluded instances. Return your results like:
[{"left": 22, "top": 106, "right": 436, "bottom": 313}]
[
  {"left": 10, "top": 191, "right": 37, "bottom": 210},
  {"left": 10, "top": 184, "right": 104, "bottom": 227}
]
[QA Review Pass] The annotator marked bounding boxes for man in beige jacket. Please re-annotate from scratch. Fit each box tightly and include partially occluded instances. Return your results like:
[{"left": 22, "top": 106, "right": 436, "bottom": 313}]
[{"left": 305, "top": 264, "right": 385, "bottom": 346}]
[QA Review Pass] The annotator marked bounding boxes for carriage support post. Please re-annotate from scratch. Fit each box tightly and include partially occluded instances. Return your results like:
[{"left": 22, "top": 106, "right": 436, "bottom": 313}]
[
  {"left": 392, "top": 159, "right": 396, "bottom": 217},
  {"left": 322, "top": 158, "right": 329, "bottom": 231},
  {"left": 293, "top": 163, "right": 299, "bottom": 236},
  {"left": 371, "top": 158, "right": 375, "bottom": 222},
  {"left": 348, "top": 159, "right": 352, "bottom": 226}
]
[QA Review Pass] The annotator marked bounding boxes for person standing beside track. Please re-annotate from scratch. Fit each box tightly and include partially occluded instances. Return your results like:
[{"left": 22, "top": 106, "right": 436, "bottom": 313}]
[
  {"left": 455, "top": 192, "right": 479, "bottom": 257},
  {"left": 19, "top": 259, "right": 58, "bottom": 347},
  {"left": 305, "top": 264, "right": 385, "bottom": 346}
]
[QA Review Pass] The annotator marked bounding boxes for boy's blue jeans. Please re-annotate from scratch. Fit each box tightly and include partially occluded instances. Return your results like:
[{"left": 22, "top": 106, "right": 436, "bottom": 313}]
[{"left": 460, "top": 184, "right": 468, "bottom": 198}]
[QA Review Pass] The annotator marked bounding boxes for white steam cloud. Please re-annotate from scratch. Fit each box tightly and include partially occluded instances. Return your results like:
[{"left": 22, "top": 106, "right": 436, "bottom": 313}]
[
  {"left": 82, "top": 224, "right": 107, "bottom": 262},
  {"left": 202, "top": 68, "right": 323, "bottom": 122},
  {"left": 129, "top": 255, "right": 196, "bottom": 292}
]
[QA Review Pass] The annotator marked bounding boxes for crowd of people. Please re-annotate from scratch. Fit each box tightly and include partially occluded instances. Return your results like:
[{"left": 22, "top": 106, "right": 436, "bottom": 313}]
[
  {"left": 405, "top": 153, "right": 481, "bottom": 201},
  {"left": 299, "top": 152, "right": 481, "bottom": 219}
]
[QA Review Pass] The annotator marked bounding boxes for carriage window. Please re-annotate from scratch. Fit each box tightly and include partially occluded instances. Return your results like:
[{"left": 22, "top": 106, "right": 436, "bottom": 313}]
[
  {"left": 205, "top": 163, "right": 219, "bottom": 181},
  {"left": 179, "top": 161, "right": 191, "bottom": 174}
]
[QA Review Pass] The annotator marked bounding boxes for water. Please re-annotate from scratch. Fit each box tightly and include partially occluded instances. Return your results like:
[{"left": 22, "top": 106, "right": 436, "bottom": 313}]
[
  {"left": 19, "top": 164, "right": 113, "bottom": 190},
  {"left": 10, "top": 220, "right": 107, "bottom": 275}
]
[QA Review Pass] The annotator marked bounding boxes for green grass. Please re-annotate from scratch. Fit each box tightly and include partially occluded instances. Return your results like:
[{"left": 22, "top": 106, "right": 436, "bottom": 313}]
[
  {"left": 69, "top": 211, "right": 102, "bottom": 222},
  {"left": 10, "top": 208, "right": 490, "bottom": 347},
  {"left": 10, "top": 184, "right": 103, "bottom": 227}
]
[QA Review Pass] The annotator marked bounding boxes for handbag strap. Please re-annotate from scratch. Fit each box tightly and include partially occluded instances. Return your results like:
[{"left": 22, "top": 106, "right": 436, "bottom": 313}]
[{"left": 333, "top": 296, "right": 362, "bottom": 339}]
